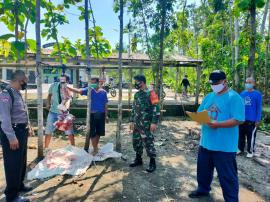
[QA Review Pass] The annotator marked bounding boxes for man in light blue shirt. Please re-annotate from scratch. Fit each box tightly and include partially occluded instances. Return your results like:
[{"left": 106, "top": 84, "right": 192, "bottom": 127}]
[
  {"left": 44, "top": 75, "right": 74, "bottom": 153},
  {"left": 238, "top": 77, "right": 262, "bottom": 158},
  {"left": 189, "top": 70, "right": 245, "bottom": 202}
]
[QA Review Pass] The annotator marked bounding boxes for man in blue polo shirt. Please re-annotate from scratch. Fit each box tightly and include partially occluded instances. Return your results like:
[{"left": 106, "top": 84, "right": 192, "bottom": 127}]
[
  {"left": 189, "top": 70, "right": 245, "bottom": 202},
  {"left": 238, "top": 77, "right": 262, "bottom": 158},
  {"left": 67, "top": 77, "right": 108, "bottom": 155}
]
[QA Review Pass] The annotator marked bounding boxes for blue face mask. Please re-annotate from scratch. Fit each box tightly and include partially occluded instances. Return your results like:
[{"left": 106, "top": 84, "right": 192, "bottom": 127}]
[{"left": 245, "top": 83, "right": 253, "bottom": 90}]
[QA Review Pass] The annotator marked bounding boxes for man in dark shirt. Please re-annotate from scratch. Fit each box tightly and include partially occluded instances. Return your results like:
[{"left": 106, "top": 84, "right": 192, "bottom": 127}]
[
  {"left": 67, "top": 77, "right": 108, "bottom": 155},
  {"left": 238, "top": 77, "right": 262, "bottom": 158},
  {"left": 181, "top": 75, "right": 190, "bottom": 96},
  {"left": 0, "top": 70, "right": 32, "bottom": 202}
]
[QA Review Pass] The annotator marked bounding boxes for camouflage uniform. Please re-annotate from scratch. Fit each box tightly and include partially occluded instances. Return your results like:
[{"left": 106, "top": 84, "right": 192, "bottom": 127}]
[{"left": 130, "top": 89, "right": 160, "bottom": 158}]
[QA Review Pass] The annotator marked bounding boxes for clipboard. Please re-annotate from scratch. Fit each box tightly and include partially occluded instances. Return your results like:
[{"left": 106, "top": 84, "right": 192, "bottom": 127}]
[{"left": 186, "top": 110, "right": 211, "bottom": 124}]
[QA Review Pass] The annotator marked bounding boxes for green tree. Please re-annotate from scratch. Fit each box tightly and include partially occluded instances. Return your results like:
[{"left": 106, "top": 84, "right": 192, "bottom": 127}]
[{"left": 236, "top": 0, "right": 266, "bottom": 77}]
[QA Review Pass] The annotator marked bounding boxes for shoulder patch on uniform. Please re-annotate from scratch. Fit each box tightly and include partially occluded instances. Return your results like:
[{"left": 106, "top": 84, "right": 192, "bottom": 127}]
[
  {"left": 150, "top": 90, "right": 159, "bottom": 104},
  {"left": 0, "top": 94, "right": 10, "bottom": 102}
]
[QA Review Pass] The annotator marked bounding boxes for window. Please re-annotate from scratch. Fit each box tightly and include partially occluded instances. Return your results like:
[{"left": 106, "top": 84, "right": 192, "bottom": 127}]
[
  {"left": 6, "top": 69, "right": 14, "bottom": 81},
  {"left": 44, "top": 68, "right": 58, "bottom": 74},
  {"left": 28, "top": 71, "right": 36, "bottom": 83}
]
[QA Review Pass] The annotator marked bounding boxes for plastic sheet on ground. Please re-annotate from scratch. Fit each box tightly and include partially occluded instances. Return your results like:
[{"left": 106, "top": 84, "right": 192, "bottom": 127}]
[
  {"left": 27, "top": 143, "right": 122, "bottom": 180},
  {"left": 92, "top": 143, "right": 122, "bottom": 161}
]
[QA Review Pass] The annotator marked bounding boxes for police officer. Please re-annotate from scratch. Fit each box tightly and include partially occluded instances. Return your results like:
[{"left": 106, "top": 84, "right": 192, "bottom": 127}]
[
  {"left": 0, "top": 70, "right": 32, "bottom": 202},
  {"left": 129, "top": 75, "right": 160, "bottom": 173}
]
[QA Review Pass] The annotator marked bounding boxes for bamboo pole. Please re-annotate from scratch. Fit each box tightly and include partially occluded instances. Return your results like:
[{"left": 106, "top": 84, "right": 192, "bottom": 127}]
[
  {"left": 175, "top": 67, "right": 179, "bottom": 100},
  {"left": 195, "top": 65, "right": 201, "bottom": 106},
  {"left": 128, "top": 69, "right": 133, "bottom": 109}
]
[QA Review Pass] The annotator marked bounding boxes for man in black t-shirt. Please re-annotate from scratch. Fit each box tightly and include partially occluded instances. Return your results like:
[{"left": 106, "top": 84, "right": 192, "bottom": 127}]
[{"left": 181, "top": 75, "right": 190, "bottom": 96}]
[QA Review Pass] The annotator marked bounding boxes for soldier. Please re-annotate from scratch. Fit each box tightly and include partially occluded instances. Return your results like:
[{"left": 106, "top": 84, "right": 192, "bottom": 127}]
[
  {"left": 0, "top": 70, "right": 33, "bottom": 202},
  {"left": 129, "top": 75, "right": 160, "bottom": 173}
]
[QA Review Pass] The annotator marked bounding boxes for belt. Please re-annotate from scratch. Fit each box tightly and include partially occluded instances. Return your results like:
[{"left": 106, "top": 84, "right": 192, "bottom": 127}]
[{"left": 12, "top": 123, "right": 28, "bottom": 128}]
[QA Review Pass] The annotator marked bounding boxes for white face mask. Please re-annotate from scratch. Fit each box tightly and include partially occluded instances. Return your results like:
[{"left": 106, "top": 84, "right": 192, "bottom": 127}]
[
  {"left": 60, "top": 77, "right": 66, "bottom": 83},
  {"left": 211, "top": 83, "right": 225, "bottom": 93}
]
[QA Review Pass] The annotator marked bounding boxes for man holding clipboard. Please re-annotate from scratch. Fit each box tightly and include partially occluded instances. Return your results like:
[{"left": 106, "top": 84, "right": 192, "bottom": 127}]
[{"left": 188, "top": 70, "right": 245, "bottom": 202}]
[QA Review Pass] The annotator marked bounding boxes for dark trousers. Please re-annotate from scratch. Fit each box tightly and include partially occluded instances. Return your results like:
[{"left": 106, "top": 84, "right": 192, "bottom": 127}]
[
  {"left": 197, "top": 147, "right": 239, "bottom": 202},
  {"left": 239, "top": 122, "right": 257, "bottom": 153},
  {"left": 0, "top": 125, "right": 28, "bottom": 201}
]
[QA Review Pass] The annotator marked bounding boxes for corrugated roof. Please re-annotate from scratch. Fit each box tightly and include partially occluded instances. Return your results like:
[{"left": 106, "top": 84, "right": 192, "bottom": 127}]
[{"left": 29, "top": 49, "right": 202, "bottom": 63}]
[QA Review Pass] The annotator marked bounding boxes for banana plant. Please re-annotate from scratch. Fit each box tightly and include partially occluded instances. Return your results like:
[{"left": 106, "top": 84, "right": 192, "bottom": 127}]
[{"left": 0, "top": 0, "right": 36, "bottom": 62}]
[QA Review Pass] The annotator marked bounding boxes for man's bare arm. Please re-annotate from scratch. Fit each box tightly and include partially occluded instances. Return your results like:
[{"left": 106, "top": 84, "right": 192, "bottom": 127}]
[
  {"left": 46, "top": 94, "right": 52, "bottom": 110},
  {"left": 67, "top": 86, "right": 83, "bottom": 94},
  {"left": 208, "top": 119, "right": 243, "bottom": 129}
]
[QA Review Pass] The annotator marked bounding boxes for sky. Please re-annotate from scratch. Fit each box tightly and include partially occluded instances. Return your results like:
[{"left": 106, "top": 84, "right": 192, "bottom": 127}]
[{"left": 0, "top": 0, "right": 197, "bottom": 49}]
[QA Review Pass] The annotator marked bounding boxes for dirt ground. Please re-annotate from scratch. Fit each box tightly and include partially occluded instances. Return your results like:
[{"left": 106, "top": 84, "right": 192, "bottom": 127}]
[{"left": 0, "top": 120, "right": 269, "bottom": 202}]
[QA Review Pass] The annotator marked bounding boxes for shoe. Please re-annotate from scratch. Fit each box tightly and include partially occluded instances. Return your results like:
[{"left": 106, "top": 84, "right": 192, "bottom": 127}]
[
  {"left": 146, "top": 158, "right": 156, "bottom": 173},
  {"left": 11, "top": 196, "right": 30, "bottom": 202},
  {"left": 246, "top": 153, "right": 253, "bottom": 158},
  {"left": 20, "top": 185, "right": 33, "bottom": 193},
  {"left": 188, "top": 190, "right": 210, "bottom": 198},
  {"left": 129, "top": 154, "right": 143, "bottom": 167},
  {"left": 237, "top": 149, "right": 242, "bottom": 155}
]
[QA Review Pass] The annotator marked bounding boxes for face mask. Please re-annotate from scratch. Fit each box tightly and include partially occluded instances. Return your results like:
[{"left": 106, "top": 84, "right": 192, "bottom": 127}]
[
  {"left": 91, "top": 83, "right": 98, "bottom": 89},
  {"left": 245, "top": 83, "right": 253, "bottom": 90},
  {"left": 21, "top": 81, "right": 27, "bottom": 90},
  {"left": 211, "top": 83, "right": 224, "bottom": 94},
  {"left": 134, "top": 82, "right": 141, "bottom": 90},
  {"left": 149, "top": 85, "right": 154, "bottom": 91},
  {"left": 60, "top": 77, "right": 66, "bottom": 83}
]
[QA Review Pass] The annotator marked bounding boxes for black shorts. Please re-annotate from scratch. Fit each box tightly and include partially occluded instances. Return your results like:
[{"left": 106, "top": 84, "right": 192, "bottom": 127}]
[{"left": 90, "top": 113, "right": 105, "bottom": 137}]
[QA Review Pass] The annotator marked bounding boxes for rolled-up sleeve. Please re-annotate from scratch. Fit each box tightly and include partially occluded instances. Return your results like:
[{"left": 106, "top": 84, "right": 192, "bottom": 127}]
[{"left": 0, "top": 95, "right": 16, "bottom": 141}]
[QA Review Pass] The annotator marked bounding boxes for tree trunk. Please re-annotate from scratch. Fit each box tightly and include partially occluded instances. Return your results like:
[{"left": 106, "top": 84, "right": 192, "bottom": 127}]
[
  {"left": 229, "top": 1, "right": 235, "bottom": 87},
  {"left": 265, "top": 4, "right": 270, "bottom": 97},
  {"left": 89, "top": 0, "right": 102, "bottom": 76},
  {"left": 181, "top": 0, "right": 187, "bottom": 55},
  {"left": 35, "top": 0, "right": 43, "bottom": 158},
  {"left": 84, "top": 0, "right": 92, "bottom": 152},
  {"left": 260, "top": 0, "right": 269, "bottom": 35},
  {"left": 158, "top": 0, "right": 166, "bottom": 100},
  {"left": 139, "top": 0, "right": 154, "bottom": 82},
  {"left": 15, "top": 0, "right": 20, "bottom": 66},
  {"left": 24, "top": 14, "right": 30, "bottom": 101},
  {"left": 49, "top": 0, "right": 63, "bottom": 66},
  {"left": 234, "top": 16, "right": 240, "bottom": 90},
  {"left": 247, "top": 0, "right": 256, "bottom": 77},
  {"left": 116, "top": 0, "right": 124, "bottom": 152}
]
